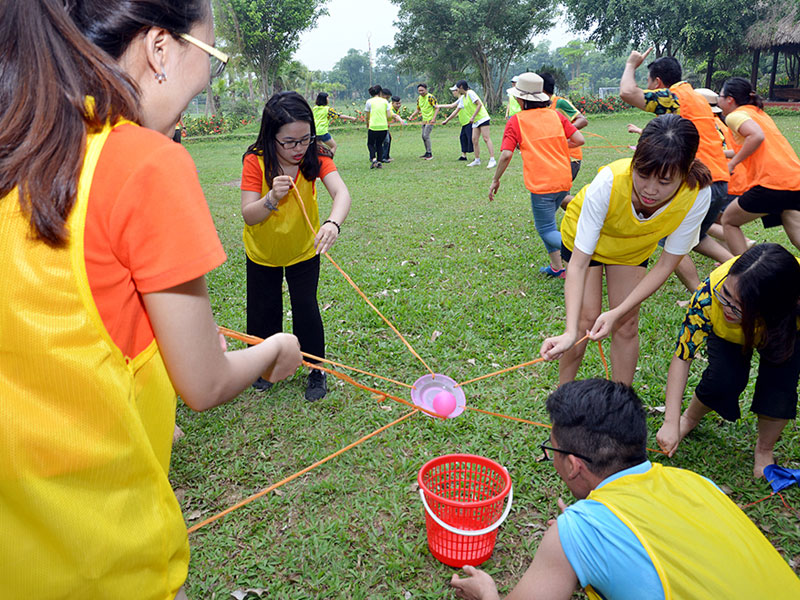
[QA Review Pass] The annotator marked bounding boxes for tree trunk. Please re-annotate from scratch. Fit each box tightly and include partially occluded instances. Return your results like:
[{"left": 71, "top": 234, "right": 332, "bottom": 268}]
[
  {"left": 205, "top": 83, "right": 216, "bottom": 115},
  {"left": 769, "top": 49, "right": 779, "bottom": 100},
  {"left": 705, "top": 50, "right": 715, "bottom": 88},
  {"left": 248, "top": 72, "right": 254, "bottom": 103},
  {"left": 750, "top": 49, "right": 760, "bottom": 88}
]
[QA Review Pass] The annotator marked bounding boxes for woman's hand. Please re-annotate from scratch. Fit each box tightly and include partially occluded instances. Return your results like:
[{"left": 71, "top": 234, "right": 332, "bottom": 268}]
[
  {"left": 271, "top": 174, "right": 293, "bottom": 202},
  {"left": 488, "top": 179, "right": 500, "bottom": 201},
  {"left": 656, "top": 419, "right": 681, "bottom": 457},
  {"left": 540, "top": 332, "right": 577, "bottom": 361},
  {"left": 261, "top": 333, "right": 302, "bottom": 383},
  {"left": 314, "top": 221, "right": 339, "bottom": 255},
  {"left": 589, "top": 308, "right": 620, "bottom": 340},
  {"left": 450, "top": 566, "right": 500, "bottom": 600}
]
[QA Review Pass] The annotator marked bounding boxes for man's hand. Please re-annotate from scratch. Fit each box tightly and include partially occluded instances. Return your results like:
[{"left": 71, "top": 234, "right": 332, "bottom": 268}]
[
  {"left": 626, "top": 47, "right": 653, "bottom": 70},
  {"left": 450, "top": 566, "right": 501, "bottom": 600}
]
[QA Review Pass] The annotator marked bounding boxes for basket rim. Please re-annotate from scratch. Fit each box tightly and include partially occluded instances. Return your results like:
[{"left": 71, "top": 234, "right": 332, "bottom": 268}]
[{"left": 417, "top": 453, "right": 511, "bottom": 509}]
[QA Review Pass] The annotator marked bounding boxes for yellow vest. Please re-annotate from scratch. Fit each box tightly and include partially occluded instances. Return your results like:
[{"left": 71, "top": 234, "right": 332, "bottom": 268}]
[
  {"left": 561, "top": 159, "right": 700, "bottom": 265},
  {"left": 587, "top": 463, "right": 800, "bottom": 599},
  {"left": 312, "top": 105, "right": 331, "bottom": 136},
  {"left": 0, "top": 123, "right": 188, "bottom": 598},
  {"left": 462, "top": 90, "right": 489, "bottom": 123},
  {"left": 417, "top": 93, "right": 436, "bottom": 122},
  {"left": 243, "top": 155, "right": 319, "bottom": 267},
  {"left": 507, "top": 91, "right": 522, "bottom": 117},
  {"left": 367, "top": 96, "right": 389, "bottom": 130}
]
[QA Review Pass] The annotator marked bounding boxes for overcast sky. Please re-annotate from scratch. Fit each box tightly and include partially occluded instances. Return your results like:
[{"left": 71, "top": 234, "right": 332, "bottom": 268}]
[{"left": 294, "top": 0, "right": 579, "bottom": 72}]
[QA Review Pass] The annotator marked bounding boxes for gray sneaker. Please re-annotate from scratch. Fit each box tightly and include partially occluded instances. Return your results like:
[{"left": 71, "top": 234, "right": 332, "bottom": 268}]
[{"left": 305, "top": 369, "right": 327, "bottom": 401}]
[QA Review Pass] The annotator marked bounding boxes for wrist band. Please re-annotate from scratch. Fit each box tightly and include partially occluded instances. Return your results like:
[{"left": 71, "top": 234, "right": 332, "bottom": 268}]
[
  {"left": 323, "top": 219, "right": 341, "bottom": 234},
  {"left": 263, "top": 191, "right": 278, "bottom": 212}
]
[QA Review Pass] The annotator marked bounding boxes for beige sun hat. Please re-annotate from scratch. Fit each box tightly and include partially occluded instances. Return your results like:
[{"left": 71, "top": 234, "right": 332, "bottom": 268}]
[
  {"left": 695, "top": 87, "right": 722, "bottom": 113},
  {"left": 507, "top": 72, "right": 550, "bottom": 102}
]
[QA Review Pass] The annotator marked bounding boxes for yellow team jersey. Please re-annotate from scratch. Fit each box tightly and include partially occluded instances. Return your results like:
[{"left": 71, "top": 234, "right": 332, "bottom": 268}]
[
  {"left": 0, "top": 122, "right": 188, "bottom": 598},
  {"left": 561, "top": 159, "right": 700, "bottom": 265},
  {"left": 367, "top": 96, "right": 389, "bottom": 130},
  {"left": 243, "top": 155, "right": 319, "bottom": 267},
  {"left": 587, "top": 463, "right": 800, "bottom": 599}
]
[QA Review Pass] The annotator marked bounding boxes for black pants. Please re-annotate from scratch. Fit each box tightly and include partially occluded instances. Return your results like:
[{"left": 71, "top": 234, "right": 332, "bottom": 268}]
[
  {"left": 382, "top": 132, "right": 392, "bottom": 160},
  {"left": 368, "top": 129, "right": 388, "bottom": 162},
  {"left": 246, "top": 254, "right": 324, "bottom": 361},
  {"left": 460, "top": 124, "right": 474, "bottom": 154}
]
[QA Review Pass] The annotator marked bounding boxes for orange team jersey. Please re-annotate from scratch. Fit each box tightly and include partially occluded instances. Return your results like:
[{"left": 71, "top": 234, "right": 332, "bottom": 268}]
[
  {"left": 669, "top": 83, "right": 730, "bottom": 183},
  {"left": 718, "top": 120, "right": 751, "bottom": 196},
  {"left": 85, "top": 123, "right": 226, "bottom": 358},
  {"left": 551, "top": 96, "right": 583, "bottom": 161},
  {"left": 501, "top": 109, "right": 575, "bottom": 194},
  {"left": 727, "top": 105, "right": 800, "bottom": 191}
]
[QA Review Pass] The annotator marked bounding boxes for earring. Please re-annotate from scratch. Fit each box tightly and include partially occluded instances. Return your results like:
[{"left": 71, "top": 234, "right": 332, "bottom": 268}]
[{"left": 154, "top": 72, "right": 167, "bottom": 83}]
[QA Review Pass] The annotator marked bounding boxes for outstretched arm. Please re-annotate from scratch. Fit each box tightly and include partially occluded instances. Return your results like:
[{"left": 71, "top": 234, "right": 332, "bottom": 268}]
[
  {"left": 488, "top": 149, "right": 514, "bottom": 200},
  {"left": 657, "top": 354, "right": 692, "bottom": 456},
  {"left": 619, "top": 48, "right": 653, "bottom": 110}
]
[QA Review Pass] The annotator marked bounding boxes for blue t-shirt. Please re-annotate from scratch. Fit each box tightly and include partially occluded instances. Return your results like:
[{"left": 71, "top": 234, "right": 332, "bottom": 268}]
[{"left": 557, "top": 462, "right": 664, "bottom": 600}]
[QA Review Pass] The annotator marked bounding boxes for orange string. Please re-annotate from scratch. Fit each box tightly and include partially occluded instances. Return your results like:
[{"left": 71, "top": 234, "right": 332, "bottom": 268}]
[
  {"left": 597, "top": 340, "right": 610, "bottom": 380},
  {"left": 217, "top": 326, "right": 413, "bottom": 389},
  {"left": 187, "top": 409, "right": 419, "bottom": 534},
  {"left": 288, "top": 179, "right": 435, "bottom": 376},
  {"left": 584, "top": 132, "right": 628, "bottom": 154}
]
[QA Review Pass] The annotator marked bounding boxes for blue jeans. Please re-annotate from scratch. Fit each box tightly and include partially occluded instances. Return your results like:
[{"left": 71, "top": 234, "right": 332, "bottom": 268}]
[{"left": 531, "top": 191, "right": 567, "bottom": 254}]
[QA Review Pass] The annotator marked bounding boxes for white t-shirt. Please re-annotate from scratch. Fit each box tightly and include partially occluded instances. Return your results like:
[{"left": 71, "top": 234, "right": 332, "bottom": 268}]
[{"left": 574, "top": 166, "right": 711, "bottom": 257}]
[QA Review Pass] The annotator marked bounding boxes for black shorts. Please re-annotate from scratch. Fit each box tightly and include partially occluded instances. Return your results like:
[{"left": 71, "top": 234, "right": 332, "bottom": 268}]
[
  {"left": 570, "top": 160, "right": 582, "bottom": 181},
  {"left": 738, "top": 185, "right": 800, "bottom": 216},
  {"left": 695, "top": 331, "right": 800, "bottom": 421},
  {"left": 699, "top": 181, "right": 729, "bottom": 239},
  {"left": 561, "top": 243, "right": 649, "bottom": 268}
]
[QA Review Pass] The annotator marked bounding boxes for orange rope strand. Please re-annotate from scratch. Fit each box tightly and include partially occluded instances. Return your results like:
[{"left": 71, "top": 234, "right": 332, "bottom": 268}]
[
  {"left": 187, "top": 409, "right": 419, "bottom": 533},
  {"left": 597, "top": 340, "right": 610, "bottom": 380},
  {"left": 217, "top": 326, "right": 413, "bottom": 389},
  {"left": 288, "top": 180, "right": 435, "bottom": 376}
]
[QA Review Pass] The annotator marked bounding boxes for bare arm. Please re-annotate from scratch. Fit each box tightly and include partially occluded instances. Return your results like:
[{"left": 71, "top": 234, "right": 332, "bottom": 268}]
[
  {"left": 471, "top": 98, "right": 483, "bottom": 122},
  {"left": 572, "top": 114, "right": 588, "bottom": 130},
  {"left": 488, "top": 149, "right": 514, "bottom": 200},
  {"left": 436, "top": 101, "right": 459, "bottom": 109},
  {"left": 442, "top": 106, "right": 461, "bottom": 125},
  {"left": 541, "top": 248, "right": 592, "bottom": 359},
  {"left": 241, "top": 175, "right": 293, "bottom": 226},
  {"left": 315, "top": 170, "right": 352, "bottom": 255},
  {"left": 619, "top": 48, "right": 653, "bottom": 110},
  {"left": 143, "top": 278, "right": 302, "bottom": 411},
  {"left": 728, "top": 119, "right": 764, "bottom": 173},
  {"left": 657, "top": 354, "right": 692, "bottom": 456},
  {"left": 567, "top": 130, "right": 585, "bottom": 148}
]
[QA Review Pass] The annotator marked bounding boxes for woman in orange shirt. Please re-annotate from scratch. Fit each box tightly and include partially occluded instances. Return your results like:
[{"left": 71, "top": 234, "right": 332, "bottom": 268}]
[{"left": 0, "top": 1, "right": 301, "bottom": 597}]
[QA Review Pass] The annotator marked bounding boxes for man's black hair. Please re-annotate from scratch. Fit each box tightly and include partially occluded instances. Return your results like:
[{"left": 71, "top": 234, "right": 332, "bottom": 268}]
[
  {"left": 418, "top": 82, "right": 428, "bottom": 89},
  {"left": 391, "top": 95, "right": 401, "bottom": 102},
  {"left": 455, "top": 79, "right": 469, "bottom": 90},
  {"left": 546, "top": 379, "right": 647, "bottom": 477},
  {"left": 540, "top": 72, "right": 556, "bottom": 95},
  {"left": 647, "top": 56, "right": 682, "bottom": 87},
  {"left": 381, "top": 88, "right": 392, "bottom": 96}
]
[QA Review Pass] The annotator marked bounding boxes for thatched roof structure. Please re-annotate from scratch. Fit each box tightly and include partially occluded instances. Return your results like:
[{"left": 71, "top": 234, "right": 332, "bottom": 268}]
[{"left": 746, "top": 2, "right": 800, "bottom": 50}]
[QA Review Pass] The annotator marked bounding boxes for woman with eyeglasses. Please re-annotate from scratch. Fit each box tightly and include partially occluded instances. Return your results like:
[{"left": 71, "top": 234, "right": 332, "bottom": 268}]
[
  {"left": 0, "top": 1, "right": 303, "bottom": 597},
  {"left": 657, "top": 243, "right": 800, "bottom": 478},
  {"left": 241, "top": 91, "right": 353, "bottom": 401}
]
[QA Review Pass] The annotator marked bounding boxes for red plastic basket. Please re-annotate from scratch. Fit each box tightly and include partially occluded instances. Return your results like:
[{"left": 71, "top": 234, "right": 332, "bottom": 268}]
[{"left": 418, "top": 454, "right": 513, "bottom": 567}]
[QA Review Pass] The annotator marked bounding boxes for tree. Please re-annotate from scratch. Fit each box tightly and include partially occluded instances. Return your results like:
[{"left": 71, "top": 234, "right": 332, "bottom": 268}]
[
  {"left": 329, "top": 49, "right": 372, "bottom": 97},
  {"left": 391, "top": 0, "right": 556, "bottom": 111},
  {"left": 558, "top": 40, "right": 595, "bottom": 80},
  {"left": 214, "top": 0, "right": 328, "bottom": 99}
]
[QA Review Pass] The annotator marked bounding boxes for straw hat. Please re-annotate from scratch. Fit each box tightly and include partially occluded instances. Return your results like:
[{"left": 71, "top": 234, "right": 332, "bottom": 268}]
[
  {"left": 695, "top": 87, "right": 722, "bottom": 113},
  {"left": 507, "top": 72, "right": 549, "bottom": 102}
]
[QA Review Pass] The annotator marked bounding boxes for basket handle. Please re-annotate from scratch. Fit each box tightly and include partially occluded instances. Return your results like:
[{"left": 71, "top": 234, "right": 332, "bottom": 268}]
[{"left": 418, "top": 484, "right": 513, "bottom": 537}]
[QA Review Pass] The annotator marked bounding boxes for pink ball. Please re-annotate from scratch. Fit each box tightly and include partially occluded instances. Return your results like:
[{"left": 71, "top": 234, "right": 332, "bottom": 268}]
[{"left": 432, "top": 391, "right": 457, "bottom": 417}]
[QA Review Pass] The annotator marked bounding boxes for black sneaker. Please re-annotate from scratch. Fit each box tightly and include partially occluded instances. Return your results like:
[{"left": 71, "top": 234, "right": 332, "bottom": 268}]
[
  {"left": 370, "top": 160, "right": 377, "bottom": 169},
  {"left": 376, "top": 161, "right": 383, "bottom": 169},
  {"left": 305, "top": 369, "right": 327, "bottom": 401},
  {"left": 252, "top": 377, "right": 273, "bottom": 392},
  {"left": 458, "top": 156, "right": 468, "bottom": 161},
  {"left": 419, "top": 153, "right": 429, "bottom": 159}
]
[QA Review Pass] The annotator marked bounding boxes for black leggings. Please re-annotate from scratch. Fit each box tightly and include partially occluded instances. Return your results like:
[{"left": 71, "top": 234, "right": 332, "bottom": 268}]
[
  {"left": 367, "top": 129, "right": 388, "bottom": 162},
  {"left": 246, "top": 254, "right": 324, "bottom": 361}
]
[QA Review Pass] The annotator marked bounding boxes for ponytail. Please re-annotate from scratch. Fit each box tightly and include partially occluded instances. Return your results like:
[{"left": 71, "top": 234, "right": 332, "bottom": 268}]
[
  {"left": 0, "top": 0, "right": 139, "bottom": 246},
  {"left": 685, "top": 159, "right": 713, "bottom": 190},
  {"left": 721, "top": 77, "right": 764, "bottom": 110}
]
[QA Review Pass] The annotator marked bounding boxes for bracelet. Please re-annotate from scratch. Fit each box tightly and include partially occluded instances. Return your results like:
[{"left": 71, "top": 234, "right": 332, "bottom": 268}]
[
  {"left": 323, "top": 219, "right": 341, "bottom": 234},
  {"left": 263, "top": 191, "right": 278, "bottom": 212}
]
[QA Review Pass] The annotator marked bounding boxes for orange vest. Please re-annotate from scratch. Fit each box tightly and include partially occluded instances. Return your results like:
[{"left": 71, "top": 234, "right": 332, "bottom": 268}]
[
  {"left": 516, "top": 108, "right": 573, "bottom": 194},
  {"left": 561, "top": 159, "right": 701, "bottom": 265},
  {"left": 0, "top": 123, "right": 189, "bottom": 597},
  {"left": 733, "top": 105, "right": 800, "bottom": 191},
  {"left": 671, "top": 82, "right": 730, "bottom": 183},
  {"left": 551, "top": 96, "right": 583, "bottom": 161},
  {"left": 719, "top": 120, "right": 751, "bottom": 196}
]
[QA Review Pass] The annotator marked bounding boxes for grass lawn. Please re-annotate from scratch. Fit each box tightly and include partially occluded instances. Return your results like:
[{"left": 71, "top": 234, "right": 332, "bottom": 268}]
[{"left": 173, "top": 112, "right": 800, "bottom": 598}]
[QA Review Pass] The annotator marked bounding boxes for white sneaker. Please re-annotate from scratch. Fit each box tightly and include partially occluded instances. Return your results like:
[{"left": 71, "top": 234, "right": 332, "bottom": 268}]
[
  {"left": 467, "top": 158, "right": 481, "bottom": 167},
  {"left": 486, "top": 157, "right": 497, "bottom": 169}
]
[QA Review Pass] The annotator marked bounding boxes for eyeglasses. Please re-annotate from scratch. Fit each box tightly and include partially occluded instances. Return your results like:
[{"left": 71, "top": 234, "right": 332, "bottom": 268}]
[
  {"left": 178, "top": 32, "right": 229, "bottom": 78},
  {"left": 712, "top": 275, "right": 742, "bottom": 319},
  {"left": 539, "top": 437, "right": 593, "bottom": 463},
  {"left": 276, "top": 135, "right": 316, "bottom": 150}
]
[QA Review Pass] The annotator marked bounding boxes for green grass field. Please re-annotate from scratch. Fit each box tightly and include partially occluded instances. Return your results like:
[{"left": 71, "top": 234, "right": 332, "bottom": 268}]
[{"left": 173, "top": 113, "right": 800, "bottom": 598}]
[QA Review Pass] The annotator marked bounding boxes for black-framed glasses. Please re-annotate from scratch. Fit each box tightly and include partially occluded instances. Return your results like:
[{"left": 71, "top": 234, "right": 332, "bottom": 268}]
[
  {"left": 539, "top": 437, "right": 593, "bottom": 463},
  {"left": 276, "top": 135, "right": 316, "bottom": 150},
  {"left": 712, "top": 275, "right": 742, "bottom": 319},
  {"left": 179, "top": 32, "right": 229, "bottom": 78}
]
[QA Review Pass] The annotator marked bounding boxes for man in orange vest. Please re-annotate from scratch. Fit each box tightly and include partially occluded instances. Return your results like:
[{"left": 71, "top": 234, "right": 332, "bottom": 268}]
[
  {"left": 620, "top": 50, "right": 733, "bottom": 292},
  {"left": 449, "top": 379, "right": 800, "bottom": 600}
]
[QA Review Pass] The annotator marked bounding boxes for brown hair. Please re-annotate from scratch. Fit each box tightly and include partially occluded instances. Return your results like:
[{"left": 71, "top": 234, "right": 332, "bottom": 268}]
[
  {"left": 631, "top": 114, "right": 712, "bottom": 189},
  {"left": 0, "top": 0, "right": 140, "bottom": 245}
]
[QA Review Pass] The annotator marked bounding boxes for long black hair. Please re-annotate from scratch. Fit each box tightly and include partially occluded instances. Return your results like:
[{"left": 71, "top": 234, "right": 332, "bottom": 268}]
[
  {"left": 729, "top": 243, "right": 800, "bottom": 362},
  {"left": 631, "top": 114, "right": 712, "bottom": 189},
  {"left": 244, "top": 91, "right": 322, "bottom": 187},
  {"left": 721, "top": 76, "right": 764, "bottom": 110}
]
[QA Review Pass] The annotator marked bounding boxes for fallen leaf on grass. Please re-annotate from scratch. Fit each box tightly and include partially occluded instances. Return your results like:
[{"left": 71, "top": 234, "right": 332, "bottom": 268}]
[
  {"left": 322, "top": 303, "right": 332, "bottom": 311},
  {"left": 467, "top": 358, "right": 477, "bottom": 366},
  {"left": 231, "top": 589, "right": 265, "bottom": 600},
  {"left": 430, "top": 330, "right": 442, "bottom": 342},
  {"left": 408, "top": 482, "right": 420, "bottom": 493},
  {"left": 647, "top": 405, "right": 666, "bottom": 414},
  {"left": 273, "top": 488, "right": 285, "bottom": 497},
  {"left": 186, "top": 509, "right": 208, "bottom": 521}
]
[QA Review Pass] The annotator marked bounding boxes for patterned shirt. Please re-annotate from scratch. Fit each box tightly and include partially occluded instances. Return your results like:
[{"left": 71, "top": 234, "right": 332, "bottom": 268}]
[
  {"left": 674, "top": 278, "right": 713, "bottom": 360},
  {"left": 643, "top": 87, "right": 680, "bottom": 115}
]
